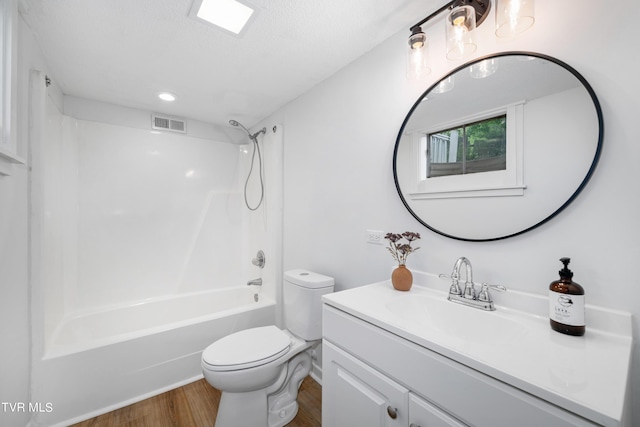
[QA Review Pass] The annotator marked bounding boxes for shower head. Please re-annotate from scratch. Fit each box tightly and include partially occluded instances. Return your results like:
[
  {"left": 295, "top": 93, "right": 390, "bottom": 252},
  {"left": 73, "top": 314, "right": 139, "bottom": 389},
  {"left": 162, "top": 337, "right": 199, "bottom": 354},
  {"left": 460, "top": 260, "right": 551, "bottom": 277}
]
[
  {"left": 229, "top": 119, "right": 250, "bottom": 135},
  {"left": 229, "top": 119, "right": 266, "bottom": 140},
  {"left": 230, "top": 119, "right": 267, "bottom": 211}
]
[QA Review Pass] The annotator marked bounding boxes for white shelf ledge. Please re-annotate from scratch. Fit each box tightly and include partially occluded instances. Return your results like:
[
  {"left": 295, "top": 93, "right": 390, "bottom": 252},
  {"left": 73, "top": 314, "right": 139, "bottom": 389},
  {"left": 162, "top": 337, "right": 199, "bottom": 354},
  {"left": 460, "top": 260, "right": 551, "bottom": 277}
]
[{"left": 0, "top": 146, "right": 26, "bottom": 176}]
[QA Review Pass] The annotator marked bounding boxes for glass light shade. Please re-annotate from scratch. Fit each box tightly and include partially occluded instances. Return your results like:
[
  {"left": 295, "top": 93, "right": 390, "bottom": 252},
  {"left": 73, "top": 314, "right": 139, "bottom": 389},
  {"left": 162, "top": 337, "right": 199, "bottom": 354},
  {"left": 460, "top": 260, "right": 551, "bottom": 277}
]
[
  {"left": 469, "top": 58, "right": 498, "bottom": 78},
  {"left": 495, "top": 0, "right": 535, "bottom": 37},
  {"left": 446, "top": 5, "right": 477, "bottom": 61},
  {"left": 407, "top": 30, "right": 430, "bottom": 80},
  {"left": 432, "top": 76, "right": 455, "bottom": 94}
]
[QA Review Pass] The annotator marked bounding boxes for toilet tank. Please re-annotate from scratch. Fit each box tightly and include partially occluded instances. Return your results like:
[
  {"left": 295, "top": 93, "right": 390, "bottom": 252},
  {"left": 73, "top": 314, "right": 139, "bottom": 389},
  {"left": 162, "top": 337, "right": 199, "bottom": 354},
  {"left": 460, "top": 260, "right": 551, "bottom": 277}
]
[{"left": 283, "top": 269, "right": 335, "bottom": 340}]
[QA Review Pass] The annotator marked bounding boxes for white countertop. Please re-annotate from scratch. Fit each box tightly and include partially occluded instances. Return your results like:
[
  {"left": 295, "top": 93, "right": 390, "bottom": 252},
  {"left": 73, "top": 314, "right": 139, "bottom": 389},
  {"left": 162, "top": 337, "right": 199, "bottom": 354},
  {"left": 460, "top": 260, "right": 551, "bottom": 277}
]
[{"left": 322, "top": 271, "right": 633, "bottom": 426}]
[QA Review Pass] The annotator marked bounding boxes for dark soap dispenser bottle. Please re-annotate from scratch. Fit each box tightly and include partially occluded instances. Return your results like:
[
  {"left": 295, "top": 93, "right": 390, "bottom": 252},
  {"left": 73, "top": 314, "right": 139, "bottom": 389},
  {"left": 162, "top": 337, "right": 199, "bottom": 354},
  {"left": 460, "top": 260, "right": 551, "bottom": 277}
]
[{"left": 549, "top": 257, "right": 585, "bottom": 336}]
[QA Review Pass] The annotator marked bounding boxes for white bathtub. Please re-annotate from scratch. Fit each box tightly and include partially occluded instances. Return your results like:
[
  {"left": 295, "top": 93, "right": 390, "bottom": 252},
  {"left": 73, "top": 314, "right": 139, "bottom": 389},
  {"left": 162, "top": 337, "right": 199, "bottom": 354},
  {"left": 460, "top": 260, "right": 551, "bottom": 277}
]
[{"left": 34, "top": 287, "right": 276, "bottom": 426}]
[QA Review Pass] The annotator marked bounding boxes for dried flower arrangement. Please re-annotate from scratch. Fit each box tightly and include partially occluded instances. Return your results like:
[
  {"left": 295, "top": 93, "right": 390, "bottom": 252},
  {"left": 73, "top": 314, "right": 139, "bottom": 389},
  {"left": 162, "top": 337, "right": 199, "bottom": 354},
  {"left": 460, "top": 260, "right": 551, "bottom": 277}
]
[{"left": 384, "top": 232, "right": 421, "bottom": 266}]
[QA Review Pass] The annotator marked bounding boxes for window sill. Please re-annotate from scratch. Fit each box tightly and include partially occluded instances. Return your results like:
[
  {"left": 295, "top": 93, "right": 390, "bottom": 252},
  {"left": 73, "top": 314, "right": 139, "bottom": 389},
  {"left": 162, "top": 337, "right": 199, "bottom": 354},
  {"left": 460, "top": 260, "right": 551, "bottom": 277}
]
[
  {"left": 0, "top": 146, "right": 26, "bottom": 176},
  {"left": 408, "top": 185, "right": 526, "bottom": 200}
]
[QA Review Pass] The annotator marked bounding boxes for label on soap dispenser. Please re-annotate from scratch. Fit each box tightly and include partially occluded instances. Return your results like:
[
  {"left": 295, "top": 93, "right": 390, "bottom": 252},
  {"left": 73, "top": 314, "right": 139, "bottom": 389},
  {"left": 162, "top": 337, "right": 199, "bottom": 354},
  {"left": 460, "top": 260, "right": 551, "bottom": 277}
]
[{"left": 549, "top": 291, "right": 585, "bottom": 326}]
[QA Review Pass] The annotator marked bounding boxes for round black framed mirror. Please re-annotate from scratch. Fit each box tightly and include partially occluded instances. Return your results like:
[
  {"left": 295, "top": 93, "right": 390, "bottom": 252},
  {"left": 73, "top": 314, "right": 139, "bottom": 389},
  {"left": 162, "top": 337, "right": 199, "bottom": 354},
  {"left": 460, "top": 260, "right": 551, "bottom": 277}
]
[{"left": 393, "top": 52, "right": 603, "bottom": 242}]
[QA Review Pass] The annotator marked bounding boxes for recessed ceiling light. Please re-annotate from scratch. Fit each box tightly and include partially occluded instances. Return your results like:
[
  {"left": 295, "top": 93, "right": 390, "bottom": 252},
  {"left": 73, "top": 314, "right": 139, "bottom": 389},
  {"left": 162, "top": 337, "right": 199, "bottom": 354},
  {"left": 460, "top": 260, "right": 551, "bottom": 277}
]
[
  {"left": 158, "top": 92, "right": 176, "bottom": 102},
  {"left": 189, "top": 0, "right": 255, "bottom": 35}
]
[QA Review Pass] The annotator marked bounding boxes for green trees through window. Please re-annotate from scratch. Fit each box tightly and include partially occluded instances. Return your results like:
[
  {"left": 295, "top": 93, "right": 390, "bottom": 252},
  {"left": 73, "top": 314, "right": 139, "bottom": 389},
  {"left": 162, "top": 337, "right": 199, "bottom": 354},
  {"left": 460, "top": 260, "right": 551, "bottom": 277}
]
[{"left": 427, "top": 115, "right": 506, "bottom": 178}]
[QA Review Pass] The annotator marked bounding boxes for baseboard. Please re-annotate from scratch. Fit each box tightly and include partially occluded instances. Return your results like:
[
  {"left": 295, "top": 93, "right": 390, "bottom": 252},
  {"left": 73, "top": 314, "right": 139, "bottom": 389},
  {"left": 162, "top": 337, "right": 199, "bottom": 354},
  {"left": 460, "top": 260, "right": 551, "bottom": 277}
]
[
  {"left": 309, "top": 360, "right": 322, "bottom": 385},
  {"left": 48, "top": 374, "right": 204, "bottom": 427}
]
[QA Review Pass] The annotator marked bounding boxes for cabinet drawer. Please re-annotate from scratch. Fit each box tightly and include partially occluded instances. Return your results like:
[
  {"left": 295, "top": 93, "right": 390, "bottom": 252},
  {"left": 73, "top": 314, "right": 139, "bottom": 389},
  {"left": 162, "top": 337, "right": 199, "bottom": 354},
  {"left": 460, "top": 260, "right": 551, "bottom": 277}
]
[
  {"left": 409, "top": 393, "right": 466, "bottom": 427},
  {"left": 323, "top": 341, "right": 408, "bottom": 427},
  {"left": 323, "top": 305, "right": 598, "bottom": 427}
]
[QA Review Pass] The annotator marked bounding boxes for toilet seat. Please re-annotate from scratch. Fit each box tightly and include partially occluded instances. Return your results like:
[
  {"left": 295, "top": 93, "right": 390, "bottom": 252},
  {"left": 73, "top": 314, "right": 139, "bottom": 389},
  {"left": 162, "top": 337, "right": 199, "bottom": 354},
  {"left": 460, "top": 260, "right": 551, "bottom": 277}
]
[{"left": 202, "top": 326, "right": 291, "bottom": 372}]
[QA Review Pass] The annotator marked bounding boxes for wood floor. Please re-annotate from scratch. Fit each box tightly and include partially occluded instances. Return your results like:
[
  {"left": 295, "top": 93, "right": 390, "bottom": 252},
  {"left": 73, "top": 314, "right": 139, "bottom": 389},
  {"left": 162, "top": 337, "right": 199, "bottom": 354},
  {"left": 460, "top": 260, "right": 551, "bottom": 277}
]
[{"left": 71, "top": 376, "right": 321, "bottom": 427}]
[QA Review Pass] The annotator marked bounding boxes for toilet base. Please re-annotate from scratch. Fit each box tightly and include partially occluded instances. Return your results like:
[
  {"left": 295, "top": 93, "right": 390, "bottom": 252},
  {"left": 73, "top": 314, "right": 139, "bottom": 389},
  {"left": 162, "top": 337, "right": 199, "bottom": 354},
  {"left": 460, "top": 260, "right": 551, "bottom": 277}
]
[
  {"left": 213, "top": 350, "right": 312, "bottom": 427},
  {"left": 215, "top": 389, "right": 268, "bottom": 427},
  {"left": 267, "top": 351, "right": 311, "bottom": 427}
]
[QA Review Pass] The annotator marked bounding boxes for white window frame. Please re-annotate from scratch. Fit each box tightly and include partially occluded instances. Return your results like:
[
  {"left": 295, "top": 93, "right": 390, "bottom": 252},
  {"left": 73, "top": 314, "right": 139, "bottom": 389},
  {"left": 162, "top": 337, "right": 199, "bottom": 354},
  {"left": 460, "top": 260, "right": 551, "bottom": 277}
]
[
  {"left": 407, "top": 102, "right": 526, "bottom": 200},
  {"left": 0, "top": 0, "right": 23, "bottom": 176}
]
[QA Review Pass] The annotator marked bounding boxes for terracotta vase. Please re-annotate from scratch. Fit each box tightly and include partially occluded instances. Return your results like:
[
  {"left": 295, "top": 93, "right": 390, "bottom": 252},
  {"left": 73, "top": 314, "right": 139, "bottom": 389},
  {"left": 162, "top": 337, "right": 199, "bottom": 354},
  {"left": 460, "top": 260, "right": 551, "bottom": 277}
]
[{"left": 391, "top": 264, "right": 413, "bottom": 291}]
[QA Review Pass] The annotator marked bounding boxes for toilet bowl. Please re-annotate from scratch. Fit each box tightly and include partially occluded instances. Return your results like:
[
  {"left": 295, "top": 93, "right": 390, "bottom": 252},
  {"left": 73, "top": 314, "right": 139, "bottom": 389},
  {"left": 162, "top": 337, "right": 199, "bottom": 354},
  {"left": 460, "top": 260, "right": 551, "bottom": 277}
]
[{"left": 201, "top": 269, "right": 334, "bottom": 427}]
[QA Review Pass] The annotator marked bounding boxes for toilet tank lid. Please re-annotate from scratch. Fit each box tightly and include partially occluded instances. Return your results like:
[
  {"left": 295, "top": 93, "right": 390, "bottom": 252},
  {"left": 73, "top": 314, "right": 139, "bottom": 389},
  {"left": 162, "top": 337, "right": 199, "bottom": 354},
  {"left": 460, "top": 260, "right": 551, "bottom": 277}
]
[{"left": 284, "top": 269, "right": 334, "bottom": 289}]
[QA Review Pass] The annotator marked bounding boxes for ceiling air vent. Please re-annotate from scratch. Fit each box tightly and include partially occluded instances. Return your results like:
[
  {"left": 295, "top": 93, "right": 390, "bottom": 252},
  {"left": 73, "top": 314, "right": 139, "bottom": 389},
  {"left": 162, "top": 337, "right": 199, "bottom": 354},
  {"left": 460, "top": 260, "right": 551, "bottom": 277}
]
[{"left": 151, "top": 114, "right": 187, "bottom": 134}]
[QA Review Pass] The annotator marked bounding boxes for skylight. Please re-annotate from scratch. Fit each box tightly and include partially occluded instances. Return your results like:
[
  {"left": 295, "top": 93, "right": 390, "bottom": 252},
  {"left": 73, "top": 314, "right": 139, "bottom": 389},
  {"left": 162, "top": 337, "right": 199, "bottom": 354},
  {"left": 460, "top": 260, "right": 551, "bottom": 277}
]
[{"left": 191, "top": 0, "right": 255, "bottom": 35}]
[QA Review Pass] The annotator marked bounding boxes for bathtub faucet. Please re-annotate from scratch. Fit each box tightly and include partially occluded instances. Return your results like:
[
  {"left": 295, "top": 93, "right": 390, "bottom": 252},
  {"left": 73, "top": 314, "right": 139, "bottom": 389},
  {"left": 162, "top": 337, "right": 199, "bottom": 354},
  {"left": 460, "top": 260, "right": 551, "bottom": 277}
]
[{"left": 247, "top": 278, "right": 262, "bottom": 286}]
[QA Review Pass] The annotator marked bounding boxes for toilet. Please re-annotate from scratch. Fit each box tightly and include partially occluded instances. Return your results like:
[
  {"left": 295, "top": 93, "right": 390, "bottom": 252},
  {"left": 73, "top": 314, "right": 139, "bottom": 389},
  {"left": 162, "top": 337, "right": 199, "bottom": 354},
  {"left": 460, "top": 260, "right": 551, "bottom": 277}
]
[{"left": 201, "top": 269, "right": 334, "bottom": 427}]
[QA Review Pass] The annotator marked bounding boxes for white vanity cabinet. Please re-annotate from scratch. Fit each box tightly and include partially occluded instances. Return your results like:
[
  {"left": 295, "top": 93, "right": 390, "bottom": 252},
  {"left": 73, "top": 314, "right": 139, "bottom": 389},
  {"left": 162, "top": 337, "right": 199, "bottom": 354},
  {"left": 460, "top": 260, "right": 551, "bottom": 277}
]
[
  {"left": 323, "top": 337, "right": 463, "bottom": 427},
  {"left": 322, "top": 300, "right": 614, "bottom": 427},
  {"left": 322, "top": 276, "right": 632, "bottom": 426}
]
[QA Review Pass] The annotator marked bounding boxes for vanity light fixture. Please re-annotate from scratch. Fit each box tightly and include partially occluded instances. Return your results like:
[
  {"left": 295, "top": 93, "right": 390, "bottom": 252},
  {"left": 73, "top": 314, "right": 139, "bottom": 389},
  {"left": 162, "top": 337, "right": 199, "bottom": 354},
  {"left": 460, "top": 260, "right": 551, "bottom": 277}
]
[{"left": 407, "top": 0, "right": 534, "bottom": 79}]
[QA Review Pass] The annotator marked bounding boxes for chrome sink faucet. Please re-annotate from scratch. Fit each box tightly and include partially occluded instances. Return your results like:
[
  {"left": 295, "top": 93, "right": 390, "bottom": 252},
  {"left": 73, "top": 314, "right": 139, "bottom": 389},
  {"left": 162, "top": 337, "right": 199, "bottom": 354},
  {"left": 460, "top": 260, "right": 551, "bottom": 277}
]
[
  {"left": 450, "top": 256, "right": 475, "bottom": 299},
  {"left": 440, "top": 257, "right": 506, "bottom": 311}
]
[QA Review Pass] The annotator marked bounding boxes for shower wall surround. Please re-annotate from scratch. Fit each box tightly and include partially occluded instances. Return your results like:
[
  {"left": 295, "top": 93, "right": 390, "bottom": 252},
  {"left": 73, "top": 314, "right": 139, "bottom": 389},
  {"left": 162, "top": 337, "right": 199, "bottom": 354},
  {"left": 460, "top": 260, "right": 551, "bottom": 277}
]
[
  {"left": 75, "top": 120, "right": 243, "bottom": 308},
  {"left": 38, "top": 96, "right": 258, "bottom": 335},
  {"left": 29, "top": 91, "right": 283, "bottom": 424}
]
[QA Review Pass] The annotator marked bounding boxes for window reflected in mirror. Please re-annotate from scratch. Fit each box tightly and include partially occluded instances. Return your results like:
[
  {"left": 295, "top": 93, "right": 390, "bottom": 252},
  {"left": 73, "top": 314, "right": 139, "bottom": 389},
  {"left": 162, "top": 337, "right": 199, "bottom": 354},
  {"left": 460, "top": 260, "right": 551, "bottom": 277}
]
[
  {"left": 425, "top": 115, "right": 506, "bottom": 178},
  {"left": 393, "top": 52, "right": 603, "bottom": 241}
]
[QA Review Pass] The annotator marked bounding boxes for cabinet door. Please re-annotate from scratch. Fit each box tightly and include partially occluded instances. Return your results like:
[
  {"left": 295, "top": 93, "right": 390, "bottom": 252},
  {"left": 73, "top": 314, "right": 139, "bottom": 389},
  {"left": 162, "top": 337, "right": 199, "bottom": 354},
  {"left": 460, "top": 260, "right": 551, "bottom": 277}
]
[
  {"left": 409, "top": 393, "right": 467, "bottom": 427},
  {"left": 323, "top": 341, "right": 408, "bottom": 427}
]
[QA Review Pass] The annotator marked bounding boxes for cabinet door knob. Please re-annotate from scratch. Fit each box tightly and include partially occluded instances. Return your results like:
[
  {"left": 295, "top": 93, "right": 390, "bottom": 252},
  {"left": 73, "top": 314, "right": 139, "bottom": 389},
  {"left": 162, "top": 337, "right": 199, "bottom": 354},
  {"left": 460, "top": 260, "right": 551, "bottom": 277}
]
[
  {"left": 386, "top": 406, "right": 398, "bottom": 419},
  {"left": 409, "top": 424, "right": 421, "bottom": 427}
]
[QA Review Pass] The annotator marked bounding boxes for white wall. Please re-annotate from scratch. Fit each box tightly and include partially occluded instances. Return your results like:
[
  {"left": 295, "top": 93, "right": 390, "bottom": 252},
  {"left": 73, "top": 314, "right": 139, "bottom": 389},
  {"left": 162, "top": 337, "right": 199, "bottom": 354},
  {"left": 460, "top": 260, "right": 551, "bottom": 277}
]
[
  {"left": 0, "top": 8, "right": 47, "bottom": 427},
  {"left": 270, "top": 0, "right": 640, "bottom": 423},
  {"left": 0, "top": 157, "right": 29, "bottom": 426}
]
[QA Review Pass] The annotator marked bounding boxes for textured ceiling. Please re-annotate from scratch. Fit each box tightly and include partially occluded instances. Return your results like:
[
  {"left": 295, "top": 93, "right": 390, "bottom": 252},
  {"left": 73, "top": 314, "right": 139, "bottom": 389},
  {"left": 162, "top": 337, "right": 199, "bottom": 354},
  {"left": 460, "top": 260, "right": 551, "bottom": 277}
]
[{"left": 21, "top": 0, "right": 438, "bottom": 129}]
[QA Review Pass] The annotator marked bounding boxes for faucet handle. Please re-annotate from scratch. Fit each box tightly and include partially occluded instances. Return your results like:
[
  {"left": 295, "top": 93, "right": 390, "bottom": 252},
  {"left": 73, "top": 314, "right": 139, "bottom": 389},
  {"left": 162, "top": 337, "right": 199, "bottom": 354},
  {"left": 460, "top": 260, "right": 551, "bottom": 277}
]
[
  {"left": 477, "top": 282, "right": 507, "bottom": 302},
  {"left": 252, "top": 250, "right": 265, "bottom": 269}
]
